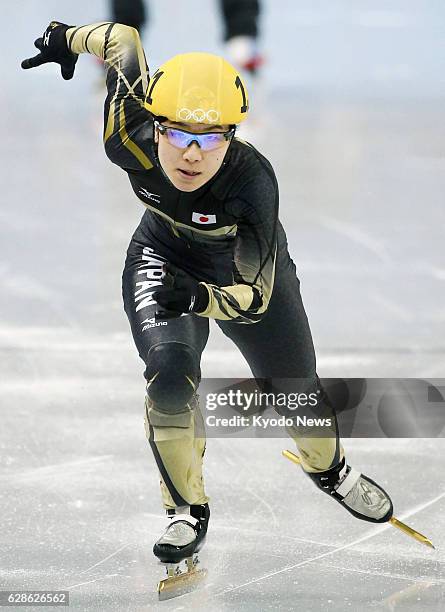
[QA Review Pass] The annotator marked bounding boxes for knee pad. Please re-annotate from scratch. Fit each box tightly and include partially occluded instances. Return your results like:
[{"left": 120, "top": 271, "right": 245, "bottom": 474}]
[{"left": 145, "top": 342, "right": 200, "bottom": 416}]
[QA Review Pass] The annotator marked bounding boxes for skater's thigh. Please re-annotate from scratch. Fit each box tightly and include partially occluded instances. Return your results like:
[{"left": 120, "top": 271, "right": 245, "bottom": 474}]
[
  {"left": 217, "top": 250, "right": 316, "bottom": 380},
  {"left": 122, "top": 239, "right": 210, "bottom": 377}
]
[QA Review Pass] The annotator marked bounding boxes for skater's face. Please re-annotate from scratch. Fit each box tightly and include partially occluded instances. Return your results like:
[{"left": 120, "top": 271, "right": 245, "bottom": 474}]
[{"left": 154, "top": 120, "right": 234, "bottom": 192}]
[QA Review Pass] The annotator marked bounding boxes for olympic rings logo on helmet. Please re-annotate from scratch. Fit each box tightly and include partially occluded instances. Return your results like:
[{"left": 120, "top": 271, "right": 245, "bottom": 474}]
[{"left": 177, "top": 108, "right": 221, "bottom": 123}]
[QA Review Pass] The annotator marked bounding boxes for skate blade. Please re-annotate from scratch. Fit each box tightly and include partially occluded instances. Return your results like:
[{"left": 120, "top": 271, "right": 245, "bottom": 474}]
[
  {"left": 158, "top": 566, "right": 208, "bottom": 601},
  {"left": 282, "top": 449, "right": 435, "bottom": 549}
]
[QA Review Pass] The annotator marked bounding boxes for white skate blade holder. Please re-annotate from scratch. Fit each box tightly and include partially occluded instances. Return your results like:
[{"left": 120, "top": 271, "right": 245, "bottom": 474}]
[
  {"left": 282, "top": 449, "right": 435, "bottom": 549},
  {"left": 158, "top": 556, "right": 208, "bottom": 601}
]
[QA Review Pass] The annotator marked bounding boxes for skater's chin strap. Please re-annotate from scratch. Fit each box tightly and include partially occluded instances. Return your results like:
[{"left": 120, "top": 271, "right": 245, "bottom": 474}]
[
  {"left": 335, "top": 467, "right": 361, "bottom": 498},
  {"left": 169, "top": 514, "right": 199, "bottom": 528}
]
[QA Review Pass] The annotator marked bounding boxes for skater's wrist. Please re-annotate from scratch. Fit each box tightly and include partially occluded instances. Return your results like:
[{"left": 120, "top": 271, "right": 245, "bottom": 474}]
[{"left": 193, "top": 283, "right": 210, "bottom": 313}]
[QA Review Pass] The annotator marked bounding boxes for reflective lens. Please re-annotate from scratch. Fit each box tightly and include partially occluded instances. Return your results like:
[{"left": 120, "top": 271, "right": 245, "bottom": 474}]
[
  {"left": 167, "top": 128, "right": 227, "bottom": 150},
  {"left": 155, "top": 122, "right": 234, "bottom": 151}
]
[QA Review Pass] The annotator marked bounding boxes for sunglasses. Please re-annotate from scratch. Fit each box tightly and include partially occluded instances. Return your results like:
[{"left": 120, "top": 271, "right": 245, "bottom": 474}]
[{"left": 154, "top": 121, "right": 235, "bottom": 151}]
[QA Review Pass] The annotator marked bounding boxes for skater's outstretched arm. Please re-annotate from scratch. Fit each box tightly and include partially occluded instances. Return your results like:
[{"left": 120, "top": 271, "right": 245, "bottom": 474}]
[{"left": 22, "top": 21, "right": 153, "bottom": 171}]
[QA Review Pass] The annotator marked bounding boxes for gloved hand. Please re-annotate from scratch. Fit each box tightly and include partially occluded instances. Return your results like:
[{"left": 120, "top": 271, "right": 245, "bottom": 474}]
[
  {"left": 21, "top": 21, "right": 78, "bottom": 80},
  {"left": 153, "top": 263, "right": 209, "bottom": 318}
]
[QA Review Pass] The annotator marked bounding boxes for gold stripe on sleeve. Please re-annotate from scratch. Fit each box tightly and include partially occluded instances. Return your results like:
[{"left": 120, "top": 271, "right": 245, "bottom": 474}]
[{"left": 118, "top": 101, "right": 153, "bottom": 170}]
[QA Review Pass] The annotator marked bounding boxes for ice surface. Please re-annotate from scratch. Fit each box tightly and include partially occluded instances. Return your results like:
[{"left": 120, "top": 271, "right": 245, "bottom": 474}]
[{"left": 1, "top": 1, "right": 444, "bottom": 610}]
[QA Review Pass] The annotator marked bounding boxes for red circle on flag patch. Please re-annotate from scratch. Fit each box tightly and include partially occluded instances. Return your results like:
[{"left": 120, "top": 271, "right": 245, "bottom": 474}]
[{"left": 199, "top": 216, "right": 209, "bottom": 223}]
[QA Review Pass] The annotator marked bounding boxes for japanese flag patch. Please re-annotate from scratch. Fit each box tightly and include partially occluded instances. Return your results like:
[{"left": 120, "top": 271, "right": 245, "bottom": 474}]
[{"left": 192, "top": 212, "right": 217, "bottom": 225}]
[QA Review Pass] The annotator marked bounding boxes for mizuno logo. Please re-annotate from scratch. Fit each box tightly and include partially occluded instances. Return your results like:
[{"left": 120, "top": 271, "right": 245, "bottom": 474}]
[
  {"left": 139, "top": 188, "right": 161, "bottom": 204},
  {"left": 141, "top": 317, "right": 168, "bottom": 331}
]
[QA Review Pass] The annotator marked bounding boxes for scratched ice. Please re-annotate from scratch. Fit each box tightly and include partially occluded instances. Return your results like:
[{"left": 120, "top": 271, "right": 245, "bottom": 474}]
[{"left": 1, "top": 0, "right": 445, "bottom": 610}]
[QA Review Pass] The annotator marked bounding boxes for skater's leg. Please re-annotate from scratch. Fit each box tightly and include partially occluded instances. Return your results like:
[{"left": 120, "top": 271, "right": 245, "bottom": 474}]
[
  {"left": 143, "top": 347, "right": 208, "bottom": 508},
  {"left": 219, "top": 225, "right": 392, "bottom": 522},
  {"left": 219, "top": 0, "right": 260, "bottom": 40},
  {"left": 219, "top": 0, "right": 263, "bottom": 75},
  {"left": 218, "top": 223, "right": 342, "bottom": 473},
  {"left": 111, "top": 0, "right": 147, "bottom": 33},
  {"left": 123, "top": 238, "right": 209, "bottom": 509}
]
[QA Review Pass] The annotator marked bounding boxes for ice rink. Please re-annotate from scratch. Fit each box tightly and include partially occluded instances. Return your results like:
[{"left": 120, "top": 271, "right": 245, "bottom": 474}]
[{"left": 1, "top": 1, "right": 445, "bottom": 610}]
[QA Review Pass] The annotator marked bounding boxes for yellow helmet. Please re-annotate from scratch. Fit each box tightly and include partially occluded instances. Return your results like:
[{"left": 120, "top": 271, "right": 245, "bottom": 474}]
[{"left": 145, "top": 52, "right": 249, "bottom": 125}]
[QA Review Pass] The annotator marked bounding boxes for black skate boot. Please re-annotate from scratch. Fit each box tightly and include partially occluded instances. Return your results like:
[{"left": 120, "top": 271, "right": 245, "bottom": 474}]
[
  {"left": 284, "top": 449, "right": 435, "bottom": 547},
  {"left": 154, "top": 503, "right": 210, "bottom": 600},
  {"left": 153, "top": 503, "right": 210, "bottom": 563},
  {"left": 308, "top": 457, "right": 393, "bottom": 523}
]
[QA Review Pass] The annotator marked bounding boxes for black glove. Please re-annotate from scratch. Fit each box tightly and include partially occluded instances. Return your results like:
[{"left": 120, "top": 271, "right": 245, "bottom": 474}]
[
  {"left": 21, "top": 21, "right": 78, "bottom": 80},
  {"left": 153, "top": 264, "right": 209, "bottom": 318}
]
